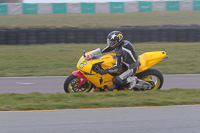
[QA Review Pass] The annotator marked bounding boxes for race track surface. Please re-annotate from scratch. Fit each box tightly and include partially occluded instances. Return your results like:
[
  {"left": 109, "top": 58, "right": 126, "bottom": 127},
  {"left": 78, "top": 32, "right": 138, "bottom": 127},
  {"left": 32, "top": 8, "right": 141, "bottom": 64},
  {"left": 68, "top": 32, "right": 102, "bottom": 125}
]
[
  {"left": 1, "top": 105, "right": 200, "bottom": 133},
  {"left": 0, "top": 74, "right": 199, "bottom": 93}
]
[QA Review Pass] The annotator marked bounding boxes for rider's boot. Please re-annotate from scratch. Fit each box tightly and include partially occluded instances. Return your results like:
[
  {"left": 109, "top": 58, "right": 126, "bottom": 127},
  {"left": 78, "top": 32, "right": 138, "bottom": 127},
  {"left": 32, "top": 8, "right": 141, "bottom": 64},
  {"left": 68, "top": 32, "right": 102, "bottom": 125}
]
[{"left": 127, "top": 76, "right": 137, "bottom": 90}]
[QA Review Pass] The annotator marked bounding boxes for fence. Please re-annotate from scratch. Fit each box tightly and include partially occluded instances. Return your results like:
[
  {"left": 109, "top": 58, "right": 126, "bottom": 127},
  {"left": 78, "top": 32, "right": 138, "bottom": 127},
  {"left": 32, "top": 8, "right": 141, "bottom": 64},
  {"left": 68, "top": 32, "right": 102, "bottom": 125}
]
[
  {"left": 0, "top": 1, "right": 200, "bottom": 15},
  {"left": 0, "top": 25, "right": 200, "bottom": 45}
]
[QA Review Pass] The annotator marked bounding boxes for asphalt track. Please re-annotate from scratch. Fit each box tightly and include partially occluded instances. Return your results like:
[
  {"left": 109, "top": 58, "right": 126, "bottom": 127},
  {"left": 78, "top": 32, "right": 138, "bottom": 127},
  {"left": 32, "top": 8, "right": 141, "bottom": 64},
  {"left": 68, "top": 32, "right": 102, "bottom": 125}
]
[
  {"left": 0, "top": 74, "right": 199, "bottom": 93},
  {"left": 0, "top": 75, "right": 200, "bottom": 133},
  {"left": 1, "top": 105, "right": 200, "bottom": 133}
]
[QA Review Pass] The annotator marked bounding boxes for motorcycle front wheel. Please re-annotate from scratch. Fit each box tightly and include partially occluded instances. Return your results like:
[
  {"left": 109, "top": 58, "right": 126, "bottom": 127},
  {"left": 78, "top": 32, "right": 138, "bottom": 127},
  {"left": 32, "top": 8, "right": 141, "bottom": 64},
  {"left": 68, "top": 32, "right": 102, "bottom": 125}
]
[
  {"left": 136, "top": 68, "right": 164, "bottom": 90},
  {"left": 64, "top": 74, "right": 93, "bottom": 93}
]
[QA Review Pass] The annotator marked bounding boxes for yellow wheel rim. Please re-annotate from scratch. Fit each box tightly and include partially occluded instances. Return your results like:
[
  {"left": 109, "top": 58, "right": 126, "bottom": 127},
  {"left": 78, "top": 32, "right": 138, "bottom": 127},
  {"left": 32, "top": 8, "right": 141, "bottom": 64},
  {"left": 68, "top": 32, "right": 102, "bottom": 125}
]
[
  {"left": 141, "top": 75, "right": 161, "bottom": 90},
  {"left": 68, "top": 77, "right": 92, "bottom": 93}
]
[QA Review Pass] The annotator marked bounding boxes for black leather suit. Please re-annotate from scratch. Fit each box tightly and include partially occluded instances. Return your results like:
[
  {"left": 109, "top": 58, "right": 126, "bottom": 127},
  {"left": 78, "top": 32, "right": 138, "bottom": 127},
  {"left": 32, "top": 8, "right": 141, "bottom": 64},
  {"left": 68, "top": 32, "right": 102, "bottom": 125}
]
[{"left": 101, "top": 40, "right": 140, "bottom": 88}]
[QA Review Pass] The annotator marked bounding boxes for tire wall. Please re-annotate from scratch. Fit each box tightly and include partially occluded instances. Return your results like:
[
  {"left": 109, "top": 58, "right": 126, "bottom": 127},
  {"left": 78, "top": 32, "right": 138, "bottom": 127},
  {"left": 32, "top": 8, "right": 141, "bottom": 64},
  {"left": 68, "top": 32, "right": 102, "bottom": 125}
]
[{"left": 1, "top": 25, "right": 200, "bottom": 45}]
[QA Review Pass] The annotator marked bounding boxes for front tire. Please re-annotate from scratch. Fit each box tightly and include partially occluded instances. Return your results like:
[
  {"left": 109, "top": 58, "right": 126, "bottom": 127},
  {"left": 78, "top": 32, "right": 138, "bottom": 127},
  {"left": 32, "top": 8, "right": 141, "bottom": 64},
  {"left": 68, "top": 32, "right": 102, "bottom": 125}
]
[
  {"left": 135, "top": 68, "right": 164, "bottom": 90},
  {"left": 64, "top": 74, "right": 93, "bottom": 93}
]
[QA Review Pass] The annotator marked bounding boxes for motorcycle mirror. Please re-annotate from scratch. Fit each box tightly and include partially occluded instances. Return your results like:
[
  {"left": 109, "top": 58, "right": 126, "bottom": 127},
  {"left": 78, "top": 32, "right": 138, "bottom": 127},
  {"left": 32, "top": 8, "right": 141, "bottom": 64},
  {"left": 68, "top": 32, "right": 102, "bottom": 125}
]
[{"left": 83, "top": 50, "right": 86, "bottom": 57}]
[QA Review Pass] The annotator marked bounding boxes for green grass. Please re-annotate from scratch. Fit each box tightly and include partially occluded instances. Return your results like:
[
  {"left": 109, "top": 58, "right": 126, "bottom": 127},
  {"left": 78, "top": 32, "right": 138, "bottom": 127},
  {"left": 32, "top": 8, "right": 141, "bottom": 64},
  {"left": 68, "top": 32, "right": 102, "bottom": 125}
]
[
  {"left": 0, "top": 89, "right": 200, "bottom": 111},
  {"left": 0, "top": 11, "right": 200, "bottom": 28},
  {"left": 0, "top": 42, "right": 199, "bottom": 77}
]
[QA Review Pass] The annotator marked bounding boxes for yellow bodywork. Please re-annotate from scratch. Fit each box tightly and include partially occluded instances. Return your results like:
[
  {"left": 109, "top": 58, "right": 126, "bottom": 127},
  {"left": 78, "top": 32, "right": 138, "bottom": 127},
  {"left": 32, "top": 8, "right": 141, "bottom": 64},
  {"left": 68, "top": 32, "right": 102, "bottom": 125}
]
[
  {"left": 77, "top": 51, "right": 166, "bottom": 89},
  {"left": 137, "top": 51, "right": 167, "bottom": 73}
]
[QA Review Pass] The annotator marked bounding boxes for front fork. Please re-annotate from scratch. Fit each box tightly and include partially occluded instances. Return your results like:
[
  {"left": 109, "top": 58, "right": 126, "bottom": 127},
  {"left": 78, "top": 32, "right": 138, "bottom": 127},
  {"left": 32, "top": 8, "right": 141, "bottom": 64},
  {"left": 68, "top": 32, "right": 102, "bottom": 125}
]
[{"left": 72, "top": 70, "right": 88, "bottom": 87}]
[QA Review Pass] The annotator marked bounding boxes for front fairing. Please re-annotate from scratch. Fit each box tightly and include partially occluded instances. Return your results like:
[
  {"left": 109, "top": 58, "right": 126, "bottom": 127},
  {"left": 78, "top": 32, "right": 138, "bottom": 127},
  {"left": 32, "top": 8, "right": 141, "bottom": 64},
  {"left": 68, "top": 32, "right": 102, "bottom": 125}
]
[
  {"left": 77, "top": 49, "right": 116, "bottom": 74},
  {"left": 76, "top": 51, "right": 116, "bottom": 88}
]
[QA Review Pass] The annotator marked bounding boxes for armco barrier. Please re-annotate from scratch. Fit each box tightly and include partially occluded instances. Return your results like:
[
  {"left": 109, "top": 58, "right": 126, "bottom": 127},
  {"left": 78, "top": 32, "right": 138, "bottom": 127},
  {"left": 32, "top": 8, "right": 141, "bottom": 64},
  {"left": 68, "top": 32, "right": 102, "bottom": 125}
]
[
  {"left": 1, "top": 1, "right": 200, "bottom": 15},
  {"left": 1, "top": 25, "right": 200, "bottom": 45}
]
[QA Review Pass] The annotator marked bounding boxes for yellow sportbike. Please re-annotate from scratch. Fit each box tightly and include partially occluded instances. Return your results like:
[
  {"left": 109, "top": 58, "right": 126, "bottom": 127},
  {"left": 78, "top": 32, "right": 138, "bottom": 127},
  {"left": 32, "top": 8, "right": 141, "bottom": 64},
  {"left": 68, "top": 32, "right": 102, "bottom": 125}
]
[{"left": 64, "top": 49, "right": 167, "bottom": 93}]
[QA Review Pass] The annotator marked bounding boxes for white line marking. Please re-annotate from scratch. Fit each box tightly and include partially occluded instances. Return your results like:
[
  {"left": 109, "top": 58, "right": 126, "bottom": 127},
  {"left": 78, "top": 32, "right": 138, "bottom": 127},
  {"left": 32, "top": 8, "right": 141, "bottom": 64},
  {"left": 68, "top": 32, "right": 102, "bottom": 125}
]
[
  {"left": 1, "top": 104, "right": 200, "bottom": 113},
  {"left": 15, "top": 82, "right": 34, "bottom": 85}
]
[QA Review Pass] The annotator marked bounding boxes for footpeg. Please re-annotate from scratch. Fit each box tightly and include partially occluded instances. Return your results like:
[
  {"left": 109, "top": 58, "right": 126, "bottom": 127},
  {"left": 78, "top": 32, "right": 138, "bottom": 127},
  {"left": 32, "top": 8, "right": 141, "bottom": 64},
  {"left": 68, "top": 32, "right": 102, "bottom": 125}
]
[{"left": 127, "top": 76, "right": 137, "bottom": 90}]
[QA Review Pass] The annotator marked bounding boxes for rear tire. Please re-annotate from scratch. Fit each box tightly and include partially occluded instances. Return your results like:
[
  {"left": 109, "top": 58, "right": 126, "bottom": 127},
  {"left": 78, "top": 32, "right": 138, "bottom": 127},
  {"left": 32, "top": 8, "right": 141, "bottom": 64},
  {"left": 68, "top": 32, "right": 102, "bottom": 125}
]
[
  {"left": 64, "top": 74, "right": 93, "bottom": 93},
  {"left": 135, "top": 68, "right": 164, "bottom": 90}
]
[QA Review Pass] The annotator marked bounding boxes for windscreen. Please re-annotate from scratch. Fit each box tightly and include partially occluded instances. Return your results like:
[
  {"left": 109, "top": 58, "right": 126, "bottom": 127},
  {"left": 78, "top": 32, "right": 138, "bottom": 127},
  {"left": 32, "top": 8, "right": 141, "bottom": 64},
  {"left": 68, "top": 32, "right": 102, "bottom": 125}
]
[{"left": 90, "top": 48, "right": 102, "bottom": 57}]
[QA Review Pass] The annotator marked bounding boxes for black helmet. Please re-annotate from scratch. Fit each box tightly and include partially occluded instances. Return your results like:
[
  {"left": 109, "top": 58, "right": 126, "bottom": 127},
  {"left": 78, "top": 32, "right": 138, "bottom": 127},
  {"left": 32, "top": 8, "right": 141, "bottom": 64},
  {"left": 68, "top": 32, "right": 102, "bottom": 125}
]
[{"left": 107, "top": 31, "right": 123, "bottom": 48}]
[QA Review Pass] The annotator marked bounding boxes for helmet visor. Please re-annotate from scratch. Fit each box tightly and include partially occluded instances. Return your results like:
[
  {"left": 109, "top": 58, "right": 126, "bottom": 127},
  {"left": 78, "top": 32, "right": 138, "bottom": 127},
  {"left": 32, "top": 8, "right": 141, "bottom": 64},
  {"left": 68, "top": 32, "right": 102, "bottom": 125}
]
[{"left": 107, "top": 39, "right": 115, "bottom": 47}]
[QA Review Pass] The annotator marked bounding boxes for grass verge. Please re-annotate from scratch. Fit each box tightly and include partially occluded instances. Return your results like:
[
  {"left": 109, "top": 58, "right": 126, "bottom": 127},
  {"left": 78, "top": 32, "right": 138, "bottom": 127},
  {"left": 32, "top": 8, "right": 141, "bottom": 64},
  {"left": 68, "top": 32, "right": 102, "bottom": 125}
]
[
  {"left": 0, "top": 89, "right": 200, "bottom": 111},
  {"left": 0, "top": 42, "right": 199, "bottom": 77},
  {"left": 0, "top": 11, "right": 200, "bottom": 28}
]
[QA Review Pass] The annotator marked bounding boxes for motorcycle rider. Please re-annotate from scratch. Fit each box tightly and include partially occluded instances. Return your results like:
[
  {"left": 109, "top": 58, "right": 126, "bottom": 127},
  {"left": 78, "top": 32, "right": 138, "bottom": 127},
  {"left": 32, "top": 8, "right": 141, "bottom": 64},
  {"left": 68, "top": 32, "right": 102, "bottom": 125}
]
[{"left": 98, "top": 31, "right": 140, "bottom": 91}]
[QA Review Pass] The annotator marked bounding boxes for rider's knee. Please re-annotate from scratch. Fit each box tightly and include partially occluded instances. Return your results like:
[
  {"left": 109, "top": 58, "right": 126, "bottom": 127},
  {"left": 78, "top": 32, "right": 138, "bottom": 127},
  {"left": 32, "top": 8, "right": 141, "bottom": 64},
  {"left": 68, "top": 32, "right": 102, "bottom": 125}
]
[{"left": 113, "top": 76, "right": 123, "bottom": 86}]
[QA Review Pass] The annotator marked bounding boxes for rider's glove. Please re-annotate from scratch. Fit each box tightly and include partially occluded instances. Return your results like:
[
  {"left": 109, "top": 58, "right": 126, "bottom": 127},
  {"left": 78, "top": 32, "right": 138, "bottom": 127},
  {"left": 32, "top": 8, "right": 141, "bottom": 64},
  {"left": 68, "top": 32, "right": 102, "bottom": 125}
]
[{"left": 98, "top": 69, "right": 108, "bottom": 75}]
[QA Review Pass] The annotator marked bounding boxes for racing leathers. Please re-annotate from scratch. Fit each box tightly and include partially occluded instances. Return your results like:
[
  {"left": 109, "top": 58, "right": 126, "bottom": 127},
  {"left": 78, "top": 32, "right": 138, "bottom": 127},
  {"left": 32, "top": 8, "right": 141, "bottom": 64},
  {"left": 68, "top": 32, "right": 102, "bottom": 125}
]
[{"left": 100, "top": 40, "right": 140, "bottom": 91}]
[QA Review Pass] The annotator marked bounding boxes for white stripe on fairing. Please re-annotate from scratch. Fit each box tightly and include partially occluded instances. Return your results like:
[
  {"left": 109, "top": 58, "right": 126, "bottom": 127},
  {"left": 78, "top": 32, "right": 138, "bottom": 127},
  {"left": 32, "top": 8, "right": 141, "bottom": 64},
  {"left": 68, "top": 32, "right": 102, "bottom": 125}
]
[{"left": 122, "top": 47, "right": 136, "bottom": 62}]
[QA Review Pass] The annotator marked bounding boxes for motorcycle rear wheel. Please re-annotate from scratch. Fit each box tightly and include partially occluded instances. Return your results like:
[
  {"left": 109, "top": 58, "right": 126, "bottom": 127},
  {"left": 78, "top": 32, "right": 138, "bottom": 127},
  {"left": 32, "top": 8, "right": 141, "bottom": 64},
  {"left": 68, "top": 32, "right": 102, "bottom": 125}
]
[
  {"left": 64, "top": 74, "right": 93, "bottom": 93},
  {"left": 136, "top": 68, "right": 164, "bottom": 90}
]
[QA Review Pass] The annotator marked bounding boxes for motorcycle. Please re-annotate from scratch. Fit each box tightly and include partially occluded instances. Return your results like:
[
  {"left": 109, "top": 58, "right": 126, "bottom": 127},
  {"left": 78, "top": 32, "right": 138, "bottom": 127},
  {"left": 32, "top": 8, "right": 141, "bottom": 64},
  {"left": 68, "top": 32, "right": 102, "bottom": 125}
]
[{"left": 64, "top": 48, "right": 167, "bottom": 93}]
